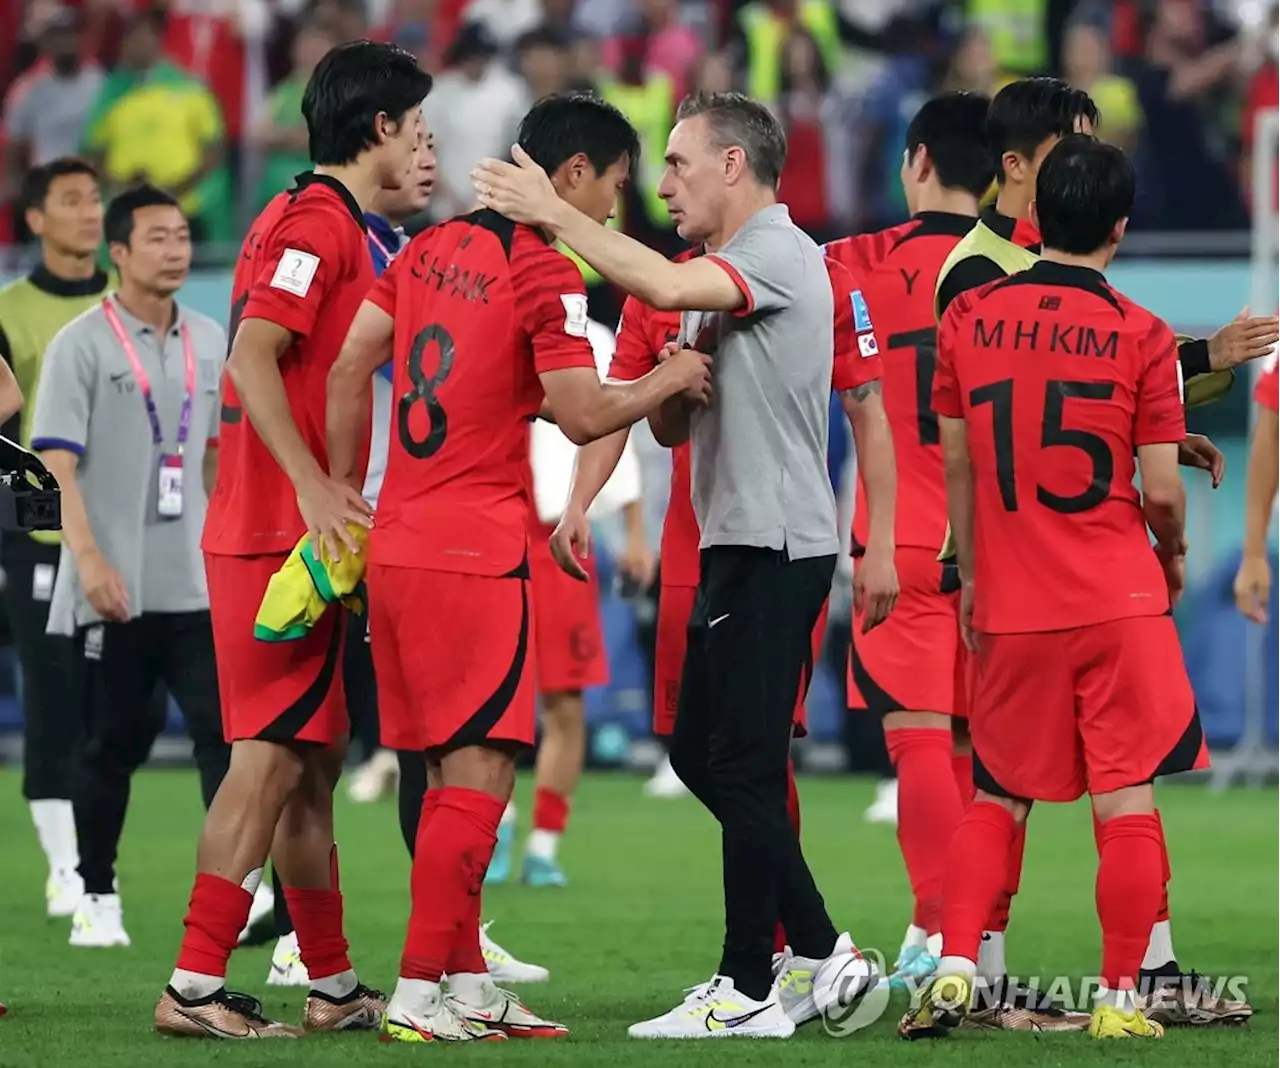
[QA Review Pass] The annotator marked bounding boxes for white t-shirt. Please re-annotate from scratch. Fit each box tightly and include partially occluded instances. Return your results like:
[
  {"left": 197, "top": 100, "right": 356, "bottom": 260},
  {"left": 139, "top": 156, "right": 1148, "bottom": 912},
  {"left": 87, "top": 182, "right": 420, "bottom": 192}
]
[{"left": 530, "top": 318, "right": 642, "bottom": 524}]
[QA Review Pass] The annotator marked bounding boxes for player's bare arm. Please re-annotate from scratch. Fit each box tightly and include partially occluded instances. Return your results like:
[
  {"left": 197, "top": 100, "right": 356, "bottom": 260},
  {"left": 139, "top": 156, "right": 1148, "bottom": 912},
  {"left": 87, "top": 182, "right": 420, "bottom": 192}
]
[
  {"left": 41, "top": 448, "right": 130, "bottom": 622},
  {"left": 539, "top": 353, "right": 711, "bottom": 447},
  {"left": 840, "top": 380, "right": 899, "bottom": 632},
  {"left": 474, "top": 147, "right": 744, "bottom": 312},
  {"left": 1235, "top": 404, "right": 1278, "bottom": 623},
  {"left": 551, "top": 429, "right": 630, "bottom": 581},
  {"left": 327, "top": 298, "right": 394, "bottom": 489},
  {"left": 938, "top": 413, "right": 977, "bottom": 650},
  {"left": 229, "top": 316, "right": 372, "bottom": 558},
  {"left": 1137, "top": 442, "right": 1189, "bottom": 605}
]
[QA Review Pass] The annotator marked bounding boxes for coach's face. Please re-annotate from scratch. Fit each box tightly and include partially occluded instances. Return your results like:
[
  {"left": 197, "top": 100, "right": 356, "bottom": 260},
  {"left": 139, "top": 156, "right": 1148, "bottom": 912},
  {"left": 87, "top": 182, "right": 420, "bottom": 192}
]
[
  {"left": 658, "top": 115, "right": 724, "bottom": 244},
  {"left": 114, "top": 204, "right": 191, "bottom": 296}
]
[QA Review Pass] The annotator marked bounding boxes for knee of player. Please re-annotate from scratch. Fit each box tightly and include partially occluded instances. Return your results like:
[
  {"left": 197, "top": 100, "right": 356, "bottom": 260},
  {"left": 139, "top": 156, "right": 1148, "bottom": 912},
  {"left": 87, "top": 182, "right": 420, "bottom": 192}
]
[
  {"left": 974, "top": 789, "right": 1031, "bottom": 824},
  {"left": 440, "top": 742, "right": 518, "bottom": 798},
  {"left": 227, "top": 738, "right": 308, "bottom": 802},
  {"left": 539, "top": 690, "right": 586, "bottom": 728},
  {"left": 1090, "top": 782, "right": 1156, "bottom": 824}
]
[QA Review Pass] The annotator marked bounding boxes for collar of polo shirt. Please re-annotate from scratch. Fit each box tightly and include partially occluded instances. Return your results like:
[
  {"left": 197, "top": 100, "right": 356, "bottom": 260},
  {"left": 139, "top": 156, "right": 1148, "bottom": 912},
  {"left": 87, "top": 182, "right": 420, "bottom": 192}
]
[{"left": 108, "top": 292, "right": 186, "bottom": 338}]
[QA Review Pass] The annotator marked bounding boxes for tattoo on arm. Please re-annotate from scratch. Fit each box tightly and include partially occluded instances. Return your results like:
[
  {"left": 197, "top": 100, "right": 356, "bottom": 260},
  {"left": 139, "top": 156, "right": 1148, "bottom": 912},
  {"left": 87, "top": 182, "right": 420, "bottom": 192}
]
[{"left": 843, "top": 381, "right": 882, "bottom": 403}]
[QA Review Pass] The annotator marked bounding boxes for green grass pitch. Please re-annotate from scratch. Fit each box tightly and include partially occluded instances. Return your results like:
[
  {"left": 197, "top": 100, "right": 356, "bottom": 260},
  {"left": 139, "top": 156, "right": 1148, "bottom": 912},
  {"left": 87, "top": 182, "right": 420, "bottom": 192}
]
[{"left": 0, "top": 770, "right": 1275, "bottom": 1065}]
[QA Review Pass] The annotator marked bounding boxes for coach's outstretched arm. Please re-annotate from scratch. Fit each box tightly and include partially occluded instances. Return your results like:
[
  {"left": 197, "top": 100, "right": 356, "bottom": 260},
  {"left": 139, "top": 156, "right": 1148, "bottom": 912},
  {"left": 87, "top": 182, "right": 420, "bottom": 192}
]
[
  {"left": 229, "top": 317, "right": 372, "bottom": 559},
  {"left": 1235, "top": 396, "right": 1278, "bottom": 623},
  {"left": 474, "top": 147, "right": 745, "bottom": 313},
  {"left": 1138, "top": 442, "right": 1189, "bottom": 607}
]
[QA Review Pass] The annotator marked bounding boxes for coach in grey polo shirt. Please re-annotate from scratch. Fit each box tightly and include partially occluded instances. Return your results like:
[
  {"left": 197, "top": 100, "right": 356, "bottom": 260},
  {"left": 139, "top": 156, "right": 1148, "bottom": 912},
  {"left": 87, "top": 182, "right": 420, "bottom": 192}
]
[
  {"left": 30, "top": 184, "right": 230, "bottom": 949},
  {"left": 474, "top": 91, "right": 874, "bottom": 1034}
]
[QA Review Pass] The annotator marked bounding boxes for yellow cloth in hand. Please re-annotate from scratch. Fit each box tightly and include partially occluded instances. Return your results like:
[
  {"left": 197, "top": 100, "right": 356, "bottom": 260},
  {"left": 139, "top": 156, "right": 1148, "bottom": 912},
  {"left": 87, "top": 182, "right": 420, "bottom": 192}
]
[{"left": 253, "top": 524, "right": 369, "bottom": 642}]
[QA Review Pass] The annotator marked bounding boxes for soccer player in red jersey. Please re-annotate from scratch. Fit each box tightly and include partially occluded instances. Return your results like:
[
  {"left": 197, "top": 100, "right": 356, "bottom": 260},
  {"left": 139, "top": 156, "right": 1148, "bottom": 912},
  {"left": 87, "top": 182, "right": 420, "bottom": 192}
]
[
  {"left": 902, "top": 136, "right": 1208, "bottom": 1042},
  {"left": 547, "top": 249, "right": 890, "bottom": 1023},
  {"left": 1235, "top": 355, "right": 1279, "bottom": 622},
  {"left": 154, "top": 42, "right": 433, "bottom": 1039},
  {"left": 324, "top": 93, "right": 711, "bottom": 1043},
  {"left": 826, "top": 92, "right": 1010, "bottom": 996}
]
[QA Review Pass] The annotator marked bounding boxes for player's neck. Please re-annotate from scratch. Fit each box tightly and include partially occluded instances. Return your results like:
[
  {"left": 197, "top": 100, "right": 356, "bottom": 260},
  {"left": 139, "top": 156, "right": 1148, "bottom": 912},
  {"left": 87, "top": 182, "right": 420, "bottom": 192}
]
[
  {"left": 42, "top": 245, "right": 97, "bottom": 281},
  {"left": 993, "top": 185, "right": 1032, "bottom": 222},
  {"left": 313, "top": 164, "right": 383, "bottom": 214},
  {"left": 704, "top": 190, "right": 778, "bottom": 253},
  {"left": 115, "top": 282, "right": 177, "bottom": 334},
  {"left": 914, "top": 189, "right": 980, "bottom": 217},
  {"left": 1039, "top": 248, "right": 1109, "bottom": 274}
]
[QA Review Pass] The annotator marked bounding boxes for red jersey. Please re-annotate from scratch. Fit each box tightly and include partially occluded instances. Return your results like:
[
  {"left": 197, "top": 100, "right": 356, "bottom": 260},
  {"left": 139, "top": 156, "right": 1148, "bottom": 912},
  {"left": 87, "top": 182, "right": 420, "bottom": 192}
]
[
  {"left": 846, "top": 212, "right": 977, "bottom": 552},
  {"left": 607, "top": 251, "right": 875, "bottom": 589},
  {"left": 824, "top": 222, "right": 913, "bottom": 278},
  {"left": 933, "top": 260, "right": 1186, "bottom": 634},
  {"left": 368, "top": 210, "right": 596, "bottom": 576},
  {"left": 1254, "top": 355, "right": 1279, "bottom": 413},
  {"left": 203, "top": 173, "right": 374, "bottom": 557}
]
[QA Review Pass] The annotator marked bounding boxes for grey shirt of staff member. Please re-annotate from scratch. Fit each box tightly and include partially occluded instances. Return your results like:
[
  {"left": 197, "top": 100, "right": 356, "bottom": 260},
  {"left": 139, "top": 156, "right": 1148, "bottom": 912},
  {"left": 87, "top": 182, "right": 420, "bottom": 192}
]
[
  {"left": 678, "top": 204, "right": 838, "bottom": 559},
  {"left": 31, "top": 289, "right": 224, "bottom": 635}
]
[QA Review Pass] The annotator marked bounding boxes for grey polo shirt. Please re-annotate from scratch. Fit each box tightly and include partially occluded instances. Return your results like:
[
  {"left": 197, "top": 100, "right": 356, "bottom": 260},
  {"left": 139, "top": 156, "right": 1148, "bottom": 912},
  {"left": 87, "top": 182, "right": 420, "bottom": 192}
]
[
  {"left": 30, "top": 295, "right": 225, "bottom": 635},
  {"left": 679, "top": 203, "right": 839, "bottom": 561}
]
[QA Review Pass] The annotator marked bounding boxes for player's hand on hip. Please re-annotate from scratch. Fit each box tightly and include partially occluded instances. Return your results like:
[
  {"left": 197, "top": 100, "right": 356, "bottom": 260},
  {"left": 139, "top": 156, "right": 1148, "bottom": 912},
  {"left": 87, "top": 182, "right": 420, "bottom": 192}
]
[
  {"left": 662, "top": 347, "right": 713, "bottom": 406},
  {"left": 1208, "top": 307, "right": 1280, "bottom": 371},
  {"left": 1178, "top": 434, "right": 1225, "bottom": 488},
  {"left": 959, "top": 581, "right": 978, "bottom": 653},
  {"left": 77, "top": 548, "right": 130, "bottom": 622},
  {"left": 472, "top": 145, "right": 559, "bottom": 225},
  {"left": 854, "top": 547, "right": 898, "bottom": 633},
  {"left": 297, "top": 474, "right": 373, "bottom": 562},
  {"left": 549, "top": 507, "right": 592, "bottom": 582},
  {"left": 1233, "top": 554, "right": 1271, "bottom": 623}
]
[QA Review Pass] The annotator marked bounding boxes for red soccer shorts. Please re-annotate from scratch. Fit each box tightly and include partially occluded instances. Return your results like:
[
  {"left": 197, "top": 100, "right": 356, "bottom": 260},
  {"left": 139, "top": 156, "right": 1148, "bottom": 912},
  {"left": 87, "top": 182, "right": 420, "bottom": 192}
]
[
  {"left": 653, "top": 583, "right": 822, "bottom": 738},
  {"left": 205, "top": 552, "right": 347, "bottom": 746},
  {"left": 367, "top": 562, "right": 535, "bottom": 752},
  {"left": 968, "top": 615, "right": 1210, "bottom": 803},
  {"left": 528, "top": 521, "right": 608, "bottom": 695},
  {"left": 848, "top": 546, "right": 968, "bottom": 719}
]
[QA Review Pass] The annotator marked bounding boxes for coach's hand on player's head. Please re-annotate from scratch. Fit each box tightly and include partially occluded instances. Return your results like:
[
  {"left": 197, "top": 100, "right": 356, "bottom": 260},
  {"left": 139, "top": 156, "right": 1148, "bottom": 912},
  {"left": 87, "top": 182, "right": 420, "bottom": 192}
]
[
  {"left": 854, "top": 546, "right": 899, "bottom": 634},
  {"left": 550, "top": 506, "right": 593, "bottom": 582},
  {"left": 658, "top": 343, "right": 713, "bottom": 405},
  {"left": 1177, "top": 433, "right": 1225, "bottom": 488},
  {"left": 472, "top": 145, "right": 559, "bottom": 227},
  {"left": 297, "top": 472, "right": 373, "bottom": 563},
  {"left": 1234, "top": 553, "right": 1271, "bottom": 624},
  {"left": 78, "top": 548, "right": 131, "bottom": 623},
  {"left": 1208, "top": 308, "right": 1280, "bottom": 371}
]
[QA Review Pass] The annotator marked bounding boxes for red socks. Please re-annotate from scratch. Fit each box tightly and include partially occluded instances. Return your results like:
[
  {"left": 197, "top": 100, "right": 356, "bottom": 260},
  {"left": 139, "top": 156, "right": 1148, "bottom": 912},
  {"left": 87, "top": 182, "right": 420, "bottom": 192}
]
[
  {"left": 175, "top": 873, "right": 254, "bottom": 977},
  {"left": 982, "top": 820, "right": 1025, "bottom": 934},
  {"left": 773, "top": 759, "right": 802, "bottom": 954},
  {"left": 401, "top": 786, "right": 505, "bottom": 982},
  {"left": 532, "top": 786, "right": 570, "bottom": 834},
  {"left": 1097, "top": 813, "right": 1165, "bottom": 989},
  {"left": 1095, "top": 808, "right": 1171, "bottom": 925},
  {"left": 940, "top": 802, "right": 1016, "bottom": 962},
  {"left": 886, "top": 728, "right": 964, "bottom": 935},
  {"left": 284, "top": 886, "right": 352, "bottom": 981},
  {"left": 952, "top": 751, "right": 975, "bottom": 807}
]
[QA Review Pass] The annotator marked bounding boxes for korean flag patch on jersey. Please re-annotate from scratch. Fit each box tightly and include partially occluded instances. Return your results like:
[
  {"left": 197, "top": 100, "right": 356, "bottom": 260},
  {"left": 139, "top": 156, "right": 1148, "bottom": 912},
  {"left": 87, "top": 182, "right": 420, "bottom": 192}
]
[{"left": 851, "top": 289, "right": 879, "bottom": 358}]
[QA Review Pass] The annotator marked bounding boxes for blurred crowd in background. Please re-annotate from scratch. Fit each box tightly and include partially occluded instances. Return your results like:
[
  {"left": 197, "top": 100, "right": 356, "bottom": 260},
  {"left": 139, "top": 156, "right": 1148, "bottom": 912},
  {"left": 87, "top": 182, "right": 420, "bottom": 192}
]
[{"left": 0, "top": 0, "right": 1276, "bottom": 254}]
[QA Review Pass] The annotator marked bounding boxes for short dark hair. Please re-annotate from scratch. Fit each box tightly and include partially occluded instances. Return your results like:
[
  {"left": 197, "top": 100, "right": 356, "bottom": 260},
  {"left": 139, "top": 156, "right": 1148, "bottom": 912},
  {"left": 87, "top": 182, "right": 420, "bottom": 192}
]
[
  {"left": 905, "top": 92, "right": 995, "bottom": 199},
  {"left": 21, "top": 157, "right": 98, "bottom": 212},
  {"left": 302, "top": 40, "right": 434, "bottom": 166},
  {"left": 675, "top": 91, "right": 787, "bottom": 188},
  {"left": 1035, "top": 135, "right": 1134, "bottom": 255},
  {"left": 517, "top": 92, "right": 640, "bottom": 177},
  {"left": 987, "top": 78, "right": 1100, "bottom": 184},
  {"left": 104, "top": 184, "right": 183, "bottom": 246}
]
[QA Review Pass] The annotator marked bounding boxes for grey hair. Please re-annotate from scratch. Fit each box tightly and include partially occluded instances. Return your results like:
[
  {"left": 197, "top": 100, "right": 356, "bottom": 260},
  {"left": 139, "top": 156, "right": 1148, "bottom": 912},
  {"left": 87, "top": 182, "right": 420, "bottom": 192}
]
[{"left": 675, "top": 91, "right": 787, "bottom": 188}]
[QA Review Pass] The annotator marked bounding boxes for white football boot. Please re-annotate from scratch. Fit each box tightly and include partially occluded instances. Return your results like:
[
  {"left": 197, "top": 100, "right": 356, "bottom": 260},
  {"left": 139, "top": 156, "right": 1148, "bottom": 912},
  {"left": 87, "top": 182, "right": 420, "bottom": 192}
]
[
  {"left": 69, "top": 893, "right": 130, "bottom": 947},
  {"left": 628, "top": 974, "right": 795, "bottom": 1039},
  {"left": 480, "top": 921, "right": 549, "bottom": 983},
  {"left": 446, "top": 973, "right": 568, "bottom": 1038},
  {"left": 266, "top": 931, "right": 310, "bottom": 987},
  {"left": 46, "top": 867, "right": 83, "bottom": 919},
  {"left": 863, "top": 779, "right": 898, "bottom": 825}
]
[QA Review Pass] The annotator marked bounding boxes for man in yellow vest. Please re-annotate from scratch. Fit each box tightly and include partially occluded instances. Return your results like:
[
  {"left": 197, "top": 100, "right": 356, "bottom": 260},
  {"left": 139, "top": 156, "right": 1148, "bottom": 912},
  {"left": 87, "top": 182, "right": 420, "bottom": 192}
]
[{"left": 0, "top": 158, "right": 110, "bottom": 918}]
